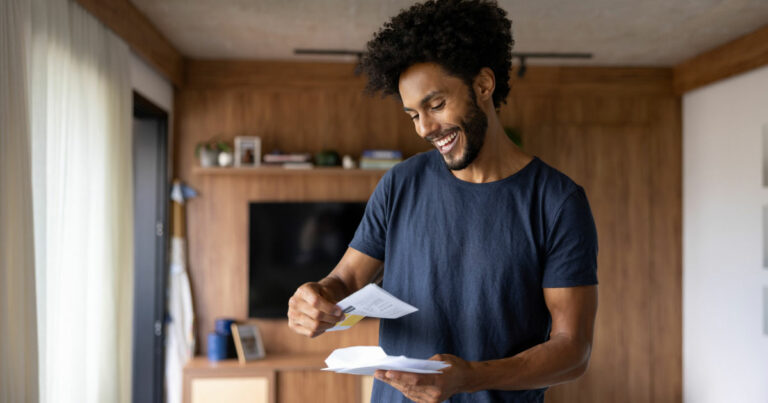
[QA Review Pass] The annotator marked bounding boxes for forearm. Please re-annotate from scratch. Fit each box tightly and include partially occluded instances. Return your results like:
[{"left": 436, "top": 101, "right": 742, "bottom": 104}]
[
  {"left": 318, "top": 248, "right": 384, "bottom": 303},
  {"left": 464, "top": 333, "right": 591, "bottom": 392},
  {"left": 317, "top": 274, "right": 354, "bottom": 303}
]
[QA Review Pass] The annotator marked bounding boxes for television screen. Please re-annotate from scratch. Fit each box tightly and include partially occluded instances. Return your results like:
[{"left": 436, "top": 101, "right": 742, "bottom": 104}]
[{"left": 248, "top": 202, "right": 367, "bottom": 318}]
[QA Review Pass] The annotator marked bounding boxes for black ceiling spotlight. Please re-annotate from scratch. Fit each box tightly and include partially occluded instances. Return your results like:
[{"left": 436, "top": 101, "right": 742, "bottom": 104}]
[
  {"left": 294, "top": 49, "right": 365, "bottom": 60},
  {"left": 516, "top": 56, "right": 527, "bottom": 78},
  {"left": 511, "top": 52, "right": 593, "bottom": 78}
]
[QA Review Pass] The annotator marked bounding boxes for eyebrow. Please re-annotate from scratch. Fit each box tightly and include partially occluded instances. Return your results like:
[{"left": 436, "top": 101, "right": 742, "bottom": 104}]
[{"left": 403, "top": 90, "right": 442, "bottom": 112}]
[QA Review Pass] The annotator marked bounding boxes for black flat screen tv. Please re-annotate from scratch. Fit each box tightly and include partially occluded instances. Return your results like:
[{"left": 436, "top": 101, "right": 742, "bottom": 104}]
[{"left": 248, "top": 202, "right": 367, "bottom": 318}]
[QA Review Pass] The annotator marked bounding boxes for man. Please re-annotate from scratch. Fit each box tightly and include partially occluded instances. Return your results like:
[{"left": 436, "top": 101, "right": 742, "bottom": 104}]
[{"left": 287, "top": 1, "right": 598, "bottom": 401}]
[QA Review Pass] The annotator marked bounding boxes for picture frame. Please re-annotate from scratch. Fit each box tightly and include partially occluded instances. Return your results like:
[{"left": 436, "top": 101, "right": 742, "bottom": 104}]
[
  {"left": 231, "top": 322, "right": 266, "bottom": 364},
  {"left": 234, "top": 136, "right": 261, "bottom": 167}
]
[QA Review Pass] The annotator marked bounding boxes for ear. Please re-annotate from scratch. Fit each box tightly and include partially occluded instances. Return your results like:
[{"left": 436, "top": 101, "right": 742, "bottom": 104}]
[{"left": 473, "top": 67, "right": 496, "bottom": 103}]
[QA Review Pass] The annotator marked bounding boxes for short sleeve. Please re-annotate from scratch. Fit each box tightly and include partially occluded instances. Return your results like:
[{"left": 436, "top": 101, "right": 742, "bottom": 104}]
[
  {"left": 542, "top": 187, "right": 599, "bottom": 288},
  {"left": 348, "top": 172, "right": 391, "bottom": 261}
]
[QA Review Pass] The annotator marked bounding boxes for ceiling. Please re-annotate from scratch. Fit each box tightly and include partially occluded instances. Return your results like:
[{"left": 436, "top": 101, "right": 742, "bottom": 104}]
[{"left": 131, "top": 0, "right": 768, "bottom": 66}]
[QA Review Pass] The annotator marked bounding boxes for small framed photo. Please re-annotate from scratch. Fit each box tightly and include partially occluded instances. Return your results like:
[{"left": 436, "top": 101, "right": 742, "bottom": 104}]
[
  {"left": 234, "top": 136, "right": 261, "bottom": 167},
  {"left": 231, "top": 322, "right": 266, "bottom": 364}
]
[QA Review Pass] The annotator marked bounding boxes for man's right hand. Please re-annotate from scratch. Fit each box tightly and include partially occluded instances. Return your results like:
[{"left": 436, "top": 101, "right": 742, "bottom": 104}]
[{"left": 288, "top": 282, "right": 346, "bottom": 338}]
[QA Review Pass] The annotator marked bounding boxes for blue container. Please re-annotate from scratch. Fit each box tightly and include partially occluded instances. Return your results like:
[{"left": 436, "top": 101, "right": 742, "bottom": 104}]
[
  {"left": 214, "top": 318, "right": 237, "bottom": 358},
  {"left": 207, "top": 332, "right": 228, "bottom": 361},
  {"left": 215, "top": 318, "right": 236, "bottom": 336}
]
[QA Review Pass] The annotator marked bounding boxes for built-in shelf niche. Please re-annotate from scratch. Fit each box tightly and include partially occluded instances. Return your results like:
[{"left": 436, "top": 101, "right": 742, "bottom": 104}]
[
  {"left": 764, "top": 204, "right": 768, "bottom": 269},
  {"left": 764, "top": 286, "right": 768, "bottom": 336},
  {"left": 192, "top": 166, "right": 388, "bottom": 177},
  {"left": 763, "top": 124, "right": 768, "bottom": 187}
]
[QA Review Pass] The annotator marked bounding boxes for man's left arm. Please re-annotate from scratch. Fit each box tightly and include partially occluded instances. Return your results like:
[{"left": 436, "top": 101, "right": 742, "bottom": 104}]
[{"left": 374, "top": 285, "right": 598, "bottom": 402}]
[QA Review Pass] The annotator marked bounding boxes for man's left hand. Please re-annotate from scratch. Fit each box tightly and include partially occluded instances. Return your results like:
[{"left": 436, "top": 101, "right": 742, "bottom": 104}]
[{"left": 374, "top": 354, "right": 475, "bottom": 403}]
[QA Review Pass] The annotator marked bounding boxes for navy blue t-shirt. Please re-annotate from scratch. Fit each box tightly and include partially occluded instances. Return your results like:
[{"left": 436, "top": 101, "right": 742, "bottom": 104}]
[{"left": 349, "top": 149, "right": 598, "bottom": 403}]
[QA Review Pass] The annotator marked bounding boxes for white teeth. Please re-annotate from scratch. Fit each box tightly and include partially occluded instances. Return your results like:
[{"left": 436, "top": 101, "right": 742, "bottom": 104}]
[{"left": 436, "top": 131, "right": 457, "bottom": 147}]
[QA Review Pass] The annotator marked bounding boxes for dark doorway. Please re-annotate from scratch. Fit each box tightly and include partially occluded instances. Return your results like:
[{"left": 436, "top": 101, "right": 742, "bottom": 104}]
[{"left": 132, "top": 91, "right": 169, "bottom": 403}]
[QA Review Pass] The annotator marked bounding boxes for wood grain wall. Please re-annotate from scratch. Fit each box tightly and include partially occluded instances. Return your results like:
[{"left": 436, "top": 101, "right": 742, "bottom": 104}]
[
  {"left": 174, "top": 61, "right": 681, "bottom": 403},
  {"left": 74, "top": 0, "right": 184, "bottom": 86},
  {"left": 674, "top": 23, "right": 768, "bottom": 94}
]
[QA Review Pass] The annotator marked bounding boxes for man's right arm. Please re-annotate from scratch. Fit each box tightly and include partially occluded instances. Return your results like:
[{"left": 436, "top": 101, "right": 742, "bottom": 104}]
[{"left": 287, "top": 247, "right": 383, "bottom": 338}]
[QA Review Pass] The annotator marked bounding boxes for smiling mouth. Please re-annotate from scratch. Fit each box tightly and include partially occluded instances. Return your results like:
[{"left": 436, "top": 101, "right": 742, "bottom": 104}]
[{"left": 432, "top": 129, "right": 459, "bottom": 154}]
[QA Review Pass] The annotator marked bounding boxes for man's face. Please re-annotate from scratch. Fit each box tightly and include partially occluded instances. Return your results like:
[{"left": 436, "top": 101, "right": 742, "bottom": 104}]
[{"left": 399, "top": 63, "right": 488, "bottom": 171}]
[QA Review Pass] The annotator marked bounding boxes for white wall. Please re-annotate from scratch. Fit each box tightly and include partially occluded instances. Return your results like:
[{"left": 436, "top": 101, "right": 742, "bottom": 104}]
[
  {"left": 130, "top": 51, "right": 173, "bottom": 113},
  {"left": 683, "top": 64, "right": 768, "bottom": 403},
  {"left": 129, "top": 51, "right": 174, "bottom": 178}
]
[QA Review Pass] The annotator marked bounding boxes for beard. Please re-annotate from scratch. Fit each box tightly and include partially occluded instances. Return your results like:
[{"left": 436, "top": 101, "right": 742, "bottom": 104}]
[{"left": 441, "top": 91, "right": 488, "bottom": 171}]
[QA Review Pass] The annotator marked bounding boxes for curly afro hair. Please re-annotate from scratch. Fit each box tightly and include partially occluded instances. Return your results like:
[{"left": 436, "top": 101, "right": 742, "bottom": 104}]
[{"left": 358, "top": 0, "right": 514, "bottom": 108}]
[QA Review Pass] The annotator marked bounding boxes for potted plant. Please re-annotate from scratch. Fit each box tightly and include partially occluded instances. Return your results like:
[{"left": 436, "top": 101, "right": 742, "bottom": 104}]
[
  {"left": 196, "top": 139, "right": 232, "bottom": 167},
  {"left": 504, "top": 127, "right": 523, "bottom": 147}
]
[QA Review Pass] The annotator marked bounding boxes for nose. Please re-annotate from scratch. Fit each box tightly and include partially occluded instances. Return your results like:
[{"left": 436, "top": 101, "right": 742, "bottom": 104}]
[{"left": 416, "top": 114, "right": 440, "bottom": 139}]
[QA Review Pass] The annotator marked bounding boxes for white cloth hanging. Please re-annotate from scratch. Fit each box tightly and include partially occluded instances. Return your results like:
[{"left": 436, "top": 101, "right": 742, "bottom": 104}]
[{"left": 165, "top": 181, "right": 196, "bottom": 403}]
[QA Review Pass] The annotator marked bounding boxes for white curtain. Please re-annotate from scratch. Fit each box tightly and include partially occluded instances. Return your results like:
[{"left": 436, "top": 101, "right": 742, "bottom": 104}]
[
  {"left": 0, "top": 0, "right": 40, "bottom": 402},
  {"left": 6, "top": 0, "right": 135, "bottom": 402}
]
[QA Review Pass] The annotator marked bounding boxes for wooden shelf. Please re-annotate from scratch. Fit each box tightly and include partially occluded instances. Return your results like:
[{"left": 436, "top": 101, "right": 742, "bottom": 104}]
[
  {"left": 183, "top": 352, "right": 372, "bottom": 403},
  {"left": 193, "top": 166, "right": 388, "bottom": 176},
  {"left": 185, "top": 353, "right": 328, "bottom": 373}
]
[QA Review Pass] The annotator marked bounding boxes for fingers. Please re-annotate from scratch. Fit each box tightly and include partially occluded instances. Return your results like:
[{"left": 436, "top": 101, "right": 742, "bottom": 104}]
[
  {"left": 288, "top": 295, "right": 342, "bottom": 324},
  {"left": 288, "top": 310, "right": 328, "bottom": 337},
  {"left": 375, "top": 371, "right": 440, "bottom": 403},
  {"left": 296, "top": 285, "right": 343, "bottom": 318},
  {"left": 287, "top": 283, "right": 344, "bottom": 338},
  {"left": 375, "top": 370, "right": 432, "bottom": 387}
]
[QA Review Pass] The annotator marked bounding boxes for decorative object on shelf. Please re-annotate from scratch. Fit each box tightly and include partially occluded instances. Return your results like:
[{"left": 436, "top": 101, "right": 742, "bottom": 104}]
[
  {"left": 231, "top": 322, "right": 266, "bottom": 364},
  {"left": 504, "top": 127, "right": 523, "bottom": 147},
  {"left": 195, "top": 139, "right": 232, "bottom": 167},
  {"left": 215, "top": 318, "right": 237, "bottom": 358},
  {"left": 207, "top": 332, "right": 228, "bottom": 361},
  {"left": 263, "top": 151, "right": 312, "bottom": 168},
  {"left": 234, "top": 136, "right": 261, "bottom": 167},
  {"left": 342, "top": 155, "right": 356, "bottom": 169},
  {"left": 218, "top": 151, "right": 233, "bottom": 167},
  {"left": 360, "top": 149, "right": 403, "bottom": 170},
  {"left": 314, "top": 150, "right": 341, "bottom": 166}
]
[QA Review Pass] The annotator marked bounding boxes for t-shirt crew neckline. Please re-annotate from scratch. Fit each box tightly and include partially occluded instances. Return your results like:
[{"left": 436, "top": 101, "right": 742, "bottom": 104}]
[{"left": 431, "top": 149, "right": 540, "bottom": 188}]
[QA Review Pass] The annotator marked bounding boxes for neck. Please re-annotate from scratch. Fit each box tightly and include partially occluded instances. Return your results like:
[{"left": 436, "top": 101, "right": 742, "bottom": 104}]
[{"left": 451, "top": 111, "right": 532, "bottom": 183}]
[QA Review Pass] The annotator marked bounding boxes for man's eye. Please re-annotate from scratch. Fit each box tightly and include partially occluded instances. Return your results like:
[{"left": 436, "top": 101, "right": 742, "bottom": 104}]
[
  {"left": 410, "top": 115, "right": 419, "bottom": 120},
  {"left": 431, "top": 101, "right": 446, "bottom": 111}
]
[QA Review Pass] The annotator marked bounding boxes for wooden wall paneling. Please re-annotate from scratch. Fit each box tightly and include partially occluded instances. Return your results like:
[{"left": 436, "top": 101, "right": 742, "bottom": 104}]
[
  {"left": 185, "top": 172, "right": 384, "bottom": 350},
  {"left": 674, "top": 24, "right": 768, "bottom": 94},
  {"left": 250, "top": 319, "right": 379, "bottom": 355},
  {"left": 74, "top": 0, "right": 184, "bottom": 86},
  {"left": 522, "top": 122, "right": 653, "bottom": 403},
  {"left": 509, "top": 67, "right": 675, "bottom": 97},
  {"left": 185, "top": 60, "right": 365, "bottom": 89},
  {"left": 277, "top": 371, "right": 360, "bottom": 403},
  {"left": 648, "top": 97, "right": 683, "bottom": 402},
  {"left": 500, "top": 82, "right": 675, "bottom": 401},
  {"left": 176, "top": 62, "right": 682, "bottom": 402}
]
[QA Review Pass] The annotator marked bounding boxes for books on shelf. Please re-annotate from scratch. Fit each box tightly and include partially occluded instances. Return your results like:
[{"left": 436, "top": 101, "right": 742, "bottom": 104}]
[
  {"left": 360, "top": 149, "right": 403, "bottom": 170},
  {"left": 362, "top": 149, "right": 402, "bottom": 160},
  {"left": 359, "top": 158, "right": 401, "bottom": 170},
  {"left": 263, "top": 153, "right": 312, "bottom": 163},
  {"left": 282, "top": 162, "right": 314, "bottom": 169}
]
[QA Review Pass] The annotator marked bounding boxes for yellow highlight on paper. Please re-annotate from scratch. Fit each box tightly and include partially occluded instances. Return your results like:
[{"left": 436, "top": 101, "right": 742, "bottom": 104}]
[{"left": 338, "top": 314, "right": 364, "bottom": 327}]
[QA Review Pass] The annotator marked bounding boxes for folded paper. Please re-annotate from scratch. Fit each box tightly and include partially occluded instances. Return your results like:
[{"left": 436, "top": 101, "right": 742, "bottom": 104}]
[
  {"left": 323, "top": 346, "right": 451, "bottom": 375},
  {"left": 327, "top": 283, "right": 418, "bottom": 331}
]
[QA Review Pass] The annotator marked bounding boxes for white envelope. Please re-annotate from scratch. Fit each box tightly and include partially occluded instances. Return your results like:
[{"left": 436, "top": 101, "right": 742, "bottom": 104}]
[{"left": 322, "top": 346, "right": 451, "bottom": 375}]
